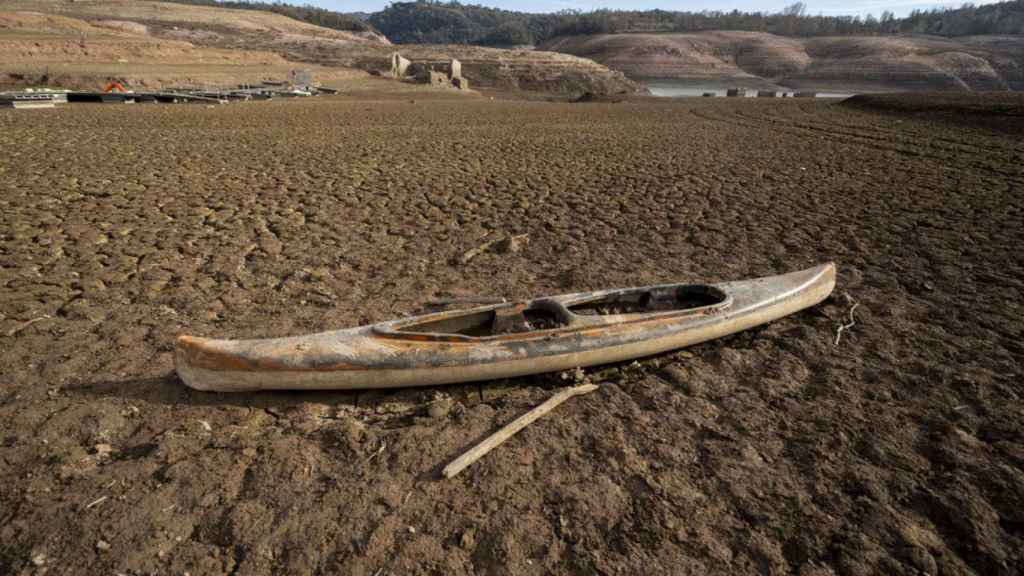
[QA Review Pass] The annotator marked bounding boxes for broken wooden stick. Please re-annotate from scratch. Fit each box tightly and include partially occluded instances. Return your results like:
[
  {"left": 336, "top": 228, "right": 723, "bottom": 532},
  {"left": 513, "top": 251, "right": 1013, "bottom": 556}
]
[
  {"left": 458, "top": 237, "right": 502, "bottom": 265},
  {"left": 443, "top": 383, "right": 598, "bottom": 479},
  {"left": 457, "top": 233, "right": 529, "bottom": 265},
  {"left": 6, "top": 315, "right": 52, "bottom": 337}
]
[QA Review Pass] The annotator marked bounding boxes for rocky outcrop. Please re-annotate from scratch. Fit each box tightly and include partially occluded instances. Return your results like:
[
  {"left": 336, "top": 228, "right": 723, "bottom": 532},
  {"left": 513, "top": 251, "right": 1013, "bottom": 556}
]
[{"left": 541, "top": 32, "right": 1024, "bottom": 92}]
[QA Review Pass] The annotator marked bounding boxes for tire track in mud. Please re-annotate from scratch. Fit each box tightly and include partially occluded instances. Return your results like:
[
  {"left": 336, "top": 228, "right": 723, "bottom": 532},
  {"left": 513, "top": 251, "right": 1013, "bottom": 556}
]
[
  {"left": 765, "top": 101, "right": 1024, "bottom": 159},
  {"left": 690, "top": 105, "right": 1024, "bottom": 182},
  {"left": 790, "top": 103, "right": 1024, "bottom": 157}
]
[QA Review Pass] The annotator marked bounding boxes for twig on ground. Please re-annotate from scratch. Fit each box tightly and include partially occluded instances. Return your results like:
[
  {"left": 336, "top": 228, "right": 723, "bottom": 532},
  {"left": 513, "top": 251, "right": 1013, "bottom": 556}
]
[
  {"left": 457, "top": 233, "right": 528, "bottom": 265},
  {"left": 834, "top": 292, "right": 860, "bottom": 346},
  {"left": 458, "top": 237, "right": 502, "bottom": 265},
  {"left": 366, "top": 440, "right": 387, "bottom": 463},
  {"left": 84, "top": 496, "right": 108, "bottom": 510},
  {"left": 443, "top": 383, "right": 599, "bottom": 479},
  {"left": 6, "top": 315, "right": 52, "bottom": 337}
]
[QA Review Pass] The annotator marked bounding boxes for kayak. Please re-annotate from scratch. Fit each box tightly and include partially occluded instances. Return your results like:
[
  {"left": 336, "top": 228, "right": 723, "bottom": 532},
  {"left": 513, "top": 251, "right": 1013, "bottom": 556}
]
[{"left": 175, "top": 262, "right": 836, "bottom": 392}]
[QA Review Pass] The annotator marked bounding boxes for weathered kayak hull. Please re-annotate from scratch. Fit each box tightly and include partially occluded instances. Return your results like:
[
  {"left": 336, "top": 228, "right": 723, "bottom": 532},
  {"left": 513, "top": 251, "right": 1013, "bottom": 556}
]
[{"left": 176, "top": 263, "right": 835, "bottom": 392}]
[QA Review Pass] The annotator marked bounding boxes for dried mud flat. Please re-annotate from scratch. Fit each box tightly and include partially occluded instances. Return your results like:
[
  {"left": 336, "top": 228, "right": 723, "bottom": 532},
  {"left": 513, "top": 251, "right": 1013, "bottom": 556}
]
[{"left": 1, "top": 92, "right": 1022, "bottom": 576}]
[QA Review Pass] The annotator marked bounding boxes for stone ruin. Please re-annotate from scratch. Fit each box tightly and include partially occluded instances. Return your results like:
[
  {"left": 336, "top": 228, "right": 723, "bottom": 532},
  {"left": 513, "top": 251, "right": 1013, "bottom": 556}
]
[
  {"left": 390, "top": 52, "right": 411, "bottom": 78},
  {"left": 424, "top": 58, "right": 470, "bottom": 91},
  {"left": 390, "top": 53, "right": 470, "bottom": 91}
]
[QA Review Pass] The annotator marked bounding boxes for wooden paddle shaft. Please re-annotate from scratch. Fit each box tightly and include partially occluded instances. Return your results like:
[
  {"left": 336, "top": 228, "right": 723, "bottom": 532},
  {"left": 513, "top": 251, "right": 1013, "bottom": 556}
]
[{"left": 443, "top": 383, "right": 599, "bottom": 479}]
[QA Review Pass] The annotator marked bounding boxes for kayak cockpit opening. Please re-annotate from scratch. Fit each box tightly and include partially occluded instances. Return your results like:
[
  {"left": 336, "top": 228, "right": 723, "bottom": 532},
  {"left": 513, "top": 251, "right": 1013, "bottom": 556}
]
[
  {"left": 393, "top": 309, "right": 498, "bottom": 337},
  {"left": 385, "top": 285, "right": 729, "bottom": 338},
  {"left": 569, "top": 285, "right": 727, "bottom": 316},
  {"left": 392, "top": 302, "right": 571, "bottom": 337}
]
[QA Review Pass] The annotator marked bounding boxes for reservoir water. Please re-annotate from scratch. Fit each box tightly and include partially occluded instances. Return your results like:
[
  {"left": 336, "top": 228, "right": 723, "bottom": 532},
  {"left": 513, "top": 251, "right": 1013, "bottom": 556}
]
[{"left": 644, "top": 80, "right": 855, "bottom": 99}]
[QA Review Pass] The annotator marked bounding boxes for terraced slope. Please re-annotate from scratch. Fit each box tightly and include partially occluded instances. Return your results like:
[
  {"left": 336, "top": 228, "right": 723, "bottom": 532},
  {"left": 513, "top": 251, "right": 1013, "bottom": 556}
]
[
  {"left": 0, "top": 18, "right": 367, "bottom": 90},
  {"left": 4, "top": 0, "right": 390, "bottom": 48},
  {"left": 542, "top": 32, "right": 1024, "bottom": 91},
  {"left": 3, "top": 0, "right": 638, "bottom": 96}
]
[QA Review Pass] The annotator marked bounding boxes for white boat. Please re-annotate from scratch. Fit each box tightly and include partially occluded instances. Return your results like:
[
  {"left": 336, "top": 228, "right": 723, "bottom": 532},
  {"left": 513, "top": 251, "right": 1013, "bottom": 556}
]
[{"left": 176, "top": 262, "right": 836, "bottom": 392}]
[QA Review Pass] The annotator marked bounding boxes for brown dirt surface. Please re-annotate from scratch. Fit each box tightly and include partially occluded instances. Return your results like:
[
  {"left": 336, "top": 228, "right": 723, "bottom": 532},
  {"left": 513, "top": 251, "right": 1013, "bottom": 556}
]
[
  {"left": 1, "top": 90, "right": 1023, "bottom": 575},
  {"left": 843, "top": 91, "right": 1024, "bottom": 133},
  {"left": 541, "top": 32, "right": 1024, "bottom": 92}
]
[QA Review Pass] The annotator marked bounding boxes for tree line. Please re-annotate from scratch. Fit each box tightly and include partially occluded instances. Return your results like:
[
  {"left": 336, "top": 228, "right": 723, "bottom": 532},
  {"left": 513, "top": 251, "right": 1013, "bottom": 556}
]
[
  {"left": 370, "top": 0, "right": 1024, "bottom": 45},
  {"left": 159, "top": 0, "right": 372, "bottom": 32},
  {"left": 160, "top": 0, "right": 1024, "bottom": 45}
]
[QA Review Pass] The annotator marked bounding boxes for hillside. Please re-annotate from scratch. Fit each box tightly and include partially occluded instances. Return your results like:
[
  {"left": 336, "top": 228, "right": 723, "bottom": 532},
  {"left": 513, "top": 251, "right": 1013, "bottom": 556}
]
[
  {"left": 2, "top": 0, "right": 637, "bottom": 96},
  {"left": 368, "top": 0, "right": 1024, "bottom": 46},
  {"left": 541, "top": 32, "right": 1024, "bottom": 92},
  {"left": 3, "top": 0, "right": 389, "bottom": 50}
]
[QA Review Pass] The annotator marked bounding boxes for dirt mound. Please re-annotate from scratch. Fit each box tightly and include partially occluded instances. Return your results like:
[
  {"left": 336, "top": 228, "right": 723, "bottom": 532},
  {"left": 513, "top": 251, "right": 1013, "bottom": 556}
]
[{"left": 541, "top": 32, "right": 1024, "bottom": 92}]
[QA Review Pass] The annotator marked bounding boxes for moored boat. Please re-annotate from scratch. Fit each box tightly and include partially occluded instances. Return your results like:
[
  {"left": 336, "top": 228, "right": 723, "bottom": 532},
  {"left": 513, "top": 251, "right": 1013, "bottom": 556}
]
[{"left": 175, "top": 262, "right": 836, "bottom": 392}]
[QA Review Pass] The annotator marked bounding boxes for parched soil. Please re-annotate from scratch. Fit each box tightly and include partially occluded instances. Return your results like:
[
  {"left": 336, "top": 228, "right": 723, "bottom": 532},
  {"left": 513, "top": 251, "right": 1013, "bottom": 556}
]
[
  {"left": 843, "top": 91, "right": 1024, "bottom": 134},
  {"left": 1, "top": 91, "right": 1022, "bottom": 575}
]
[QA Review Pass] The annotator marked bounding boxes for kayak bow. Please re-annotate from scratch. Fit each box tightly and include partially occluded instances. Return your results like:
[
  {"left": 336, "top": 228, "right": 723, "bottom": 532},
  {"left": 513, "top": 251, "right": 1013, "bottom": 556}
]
[{"left": 176, "top": 262, "right": 835, "bottom": 391}]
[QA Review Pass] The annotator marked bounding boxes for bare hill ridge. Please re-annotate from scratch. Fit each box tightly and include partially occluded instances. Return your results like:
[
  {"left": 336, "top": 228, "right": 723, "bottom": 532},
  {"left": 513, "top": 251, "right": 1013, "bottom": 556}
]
[
  {"left": 2, "top": 0, "right": 637, "bottom": 95},
  {"left": 0, "top": 8, "right": 370, "bottom": 90},
  {"left": 4, "top": 0, "right": 390, "bottom": 48},
  {"left": 541, "top": 32, "right": 1024, "bottom": 91}
]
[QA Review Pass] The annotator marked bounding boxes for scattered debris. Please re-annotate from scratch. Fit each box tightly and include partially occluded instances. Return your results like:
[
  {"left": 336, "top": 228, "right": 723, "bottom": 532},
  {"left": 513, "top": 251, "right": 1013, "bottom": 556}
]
[
  {"left": 96, "top": 540, "right": 111, "bottom": 552},
  {"left": 443, "top": 383, "right": 599, "bottom": 479},
  {"left": 1, "top": 79, "right": 335, "bottom": 110}
]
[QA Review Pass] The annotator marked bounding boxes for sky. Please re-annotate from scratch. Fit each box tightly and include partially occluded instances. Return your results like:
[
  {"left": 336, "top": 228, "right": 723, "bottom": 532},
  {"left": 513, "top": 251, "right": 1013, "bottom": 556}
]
[{"left": 308, "top": 0, "right": 1004, "bottom": 18}]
